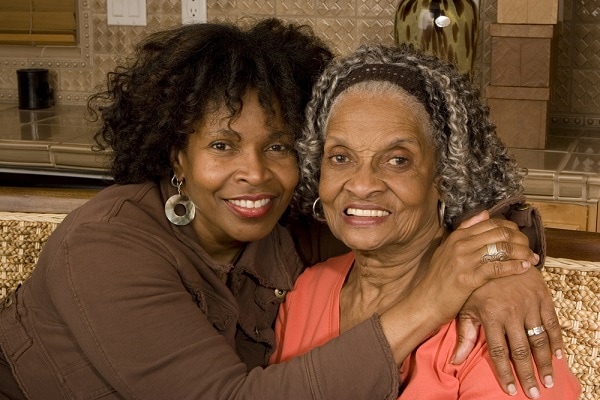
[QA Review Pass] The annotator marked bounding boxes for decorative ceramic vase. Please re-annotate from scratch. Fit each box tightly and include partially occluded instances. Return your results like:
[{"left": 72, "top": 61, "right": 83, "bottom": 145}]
[{"left": 394, "top": 0, "right": 479, "bottom": 74}]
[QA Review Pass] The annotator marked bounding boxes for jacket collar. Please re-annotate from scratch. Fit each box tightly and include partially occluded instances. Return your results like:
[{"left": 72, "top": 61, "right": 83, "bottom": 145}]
[{"left": 159, "top": 178, "right": 302, "bottom": 292}]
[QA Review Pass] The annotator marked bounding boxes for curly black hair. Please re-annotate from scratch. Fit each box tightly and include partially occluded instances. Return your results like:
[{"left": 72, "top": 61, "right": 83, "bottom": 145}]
[{"left": 88, "top": 18, "right": 333, "bottom": 184}]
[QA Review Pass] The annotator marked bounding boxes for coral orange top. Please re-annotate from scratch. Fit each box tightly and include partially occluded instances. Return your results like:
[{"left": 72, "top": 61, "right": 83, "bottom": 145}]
[{"left": 270, "top": 252, "right": 581, "bottom": 399}]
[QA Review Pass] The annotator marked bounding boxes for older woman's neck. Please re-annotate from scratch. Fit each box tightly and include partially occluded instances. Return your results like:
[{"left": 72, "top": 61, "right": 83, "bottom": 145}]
[{"left": 340, "top": 225, "right": 446, "bottom": 333}]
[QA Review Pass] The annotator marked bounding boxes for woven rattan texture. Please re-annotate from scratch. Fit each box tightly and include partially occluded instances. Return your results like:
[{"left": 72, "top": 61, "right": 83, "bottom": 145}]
[
  {"left": 0, "top": 212, "right": 598, "bottom": 398},
  {"left": 542, "top": 258, "right": 600, "bottom": 400},
  {"left": 0, "top": 212, "right": 66, "bottom": 299}
]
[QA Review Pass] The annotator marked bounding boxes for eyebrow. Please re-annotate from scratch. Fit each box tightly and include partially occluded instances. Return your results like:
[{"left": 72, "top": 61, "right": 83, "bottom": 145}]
[
  {"left": 208, "top": 128, "right": 293, "bottom": 142},
  {"left": 326, "top": 135, "right": 420, "bottom": 148}
]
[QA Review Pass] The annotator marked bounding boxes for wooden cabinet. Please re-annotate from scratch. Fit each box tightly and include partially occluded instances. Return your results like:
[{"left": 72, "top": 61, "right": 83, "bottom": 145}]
[{"left": 530, "top": 200, "right": 598, "bottom": 232}]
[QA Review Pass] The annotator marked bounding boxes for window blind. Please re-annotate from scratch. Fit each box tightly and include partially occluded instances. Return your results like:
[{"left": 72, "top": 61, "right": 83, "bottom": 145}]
[{"left": 0, "top": 0, "right": 76, "bottom": 46}]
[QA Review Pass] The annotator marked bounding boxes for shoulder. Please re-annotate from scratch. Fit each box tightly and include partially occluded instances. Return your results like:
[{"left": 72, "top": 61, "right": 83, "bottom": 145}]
[{"left": 41, "top": 181, "right": 181, "bottom": 276}]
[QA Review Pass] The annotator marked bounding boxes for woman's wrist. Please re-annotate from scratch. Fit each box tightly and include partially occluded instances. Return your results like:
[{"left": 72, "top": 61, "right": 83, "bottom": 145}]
[{"left": 379, "top": 292, "right": 443, "bottom": 365}]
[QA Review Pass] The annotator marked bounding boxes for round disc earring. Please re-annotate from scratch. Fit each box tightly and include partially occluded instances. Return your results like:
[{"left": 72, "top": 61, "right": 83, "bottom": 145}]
[{"left": 164, "top": 175, "right": 196, "bottom": 226}]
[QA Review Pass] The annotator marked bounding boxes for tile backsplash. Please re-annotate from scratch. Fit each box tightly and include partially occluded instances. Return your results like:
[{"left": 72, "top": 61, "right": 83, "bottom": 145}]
[{"left": 0, "top": 0, "right": 597, "bottom": 135}]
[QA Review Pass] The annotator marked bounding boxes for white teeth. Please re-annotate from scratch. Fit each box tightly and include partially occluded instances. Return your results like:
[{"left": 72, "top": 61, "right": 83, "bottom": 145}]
[
  {"left": 229, "top": 198, "right": 271, "bottom": 209},
  {"left": 346, "top": 208, "right": 390, "bottom": 217}
]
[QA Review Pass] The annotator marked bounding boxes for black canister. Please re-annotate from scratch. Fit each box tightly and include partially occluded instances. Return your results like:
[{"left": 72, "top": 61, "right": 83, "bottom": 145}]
[{"left": 17, "top": 68, "right": 55, "bottom": 110}]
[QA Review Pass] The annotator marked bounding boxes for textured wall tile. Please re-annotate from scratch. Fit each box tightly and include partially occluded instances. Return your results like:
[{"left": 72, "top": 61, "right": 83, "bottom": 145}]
[
  {"left": 276, "top": 0, "right": 316, "bottom": 16},
  {"left": 575, "top": 0, "right": 600, "bottom": 22},
  {"left": 528, "top": 0, "right": 559, "bottom": 24},
  {"left": 487, "top": 98, "right": 548, "bottom": 148},
  {"left": 521, "top": 38, "right": 552, "bottom": 86},
  {"left": 315, "top": 0, "right": 355, "bottom": 18},
  {"left": 316, "top": 18, "right": 358, "bottom": 55},
  {"left": 550, "top": 69, "right": 572, "bottom": 112},
  {"left": 498, "top": 0, "right": 558, "bottom": 24},
  {"left": 572, "top": 23, "right": 600, "bottom": 68},
  {"left": 572, "top": 70, "right": 600, "bottom": 113},
  {"left": 358, "top": 0, "right": 396, "bottom": 18},
  {"left": 236, "top": 0, "right": 276, "bottom": 15},
  {"left": 209, "top": 0, "right": 237, "bottom": 14},
  {"left": 357, "top": 19, "right": 395, "bottom": 47},
  {"left": 556, "top": 22, "right": 572, "bottom": 68},
  {"left": 497, "top": 0, "right": 528, "bottom": 23},
  {"left": 491, "top": 37, "right": 521, "bottom": 86},
  {"left": 491, "top": 37, "right": 552, "bottom": 87}
]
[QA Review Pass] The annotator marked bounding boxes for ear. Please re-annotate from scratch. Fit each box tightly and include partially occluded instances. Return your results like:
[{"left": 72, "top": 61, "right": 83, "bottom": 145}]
[
  {"left": 433, "top": 175, "right": 442, "bottom": 198},
  {"left": 170, "top": 147, "right": 184, "bottom": 179}
]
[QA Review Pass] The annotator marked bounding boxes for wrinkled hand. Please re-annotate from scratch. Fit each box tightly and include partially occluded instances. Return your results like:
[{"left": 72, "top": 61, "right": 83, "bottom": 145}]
[
  {"left": 453, "top": 269, "right": 563, "bottom": 399},
  {"left": 418, "top": 211, "right": 538, "bottom": 328}
]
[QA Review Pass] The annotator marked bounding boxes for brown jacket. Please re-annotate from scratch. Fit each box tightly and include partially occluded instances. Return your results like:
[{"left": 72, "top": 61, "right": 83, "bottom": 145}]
[{"left": 0, "top": 180, "right": 399, "bottom": 399}]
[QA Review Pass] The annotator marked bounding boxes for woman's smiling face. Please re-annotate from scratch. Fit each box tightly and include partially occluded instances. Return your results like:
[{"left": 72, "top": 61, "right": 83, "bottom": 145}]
[
  {"left": 173, "top": 89, "right": 299, "bottom": 262},
  {"left": 318, "top": 87, "right": 440, "bottom": 252}
]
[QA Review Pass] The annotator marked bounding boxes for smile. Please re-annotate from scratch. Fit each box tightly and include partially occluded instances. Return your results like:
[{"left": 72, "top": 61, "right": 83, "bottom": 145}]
[
  {"left": 228, "top": 198, "right": 271, "bottom": 209},
  {"left": 345, "top": 208, "right": 390, "bottom": 217}
]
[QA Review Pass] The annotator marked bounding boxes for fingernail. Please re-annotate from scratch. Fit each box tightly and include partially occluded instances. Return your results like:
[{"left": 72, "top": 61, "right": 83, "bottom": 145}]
[
  {"left": 534, "top": 254, "right": 540, "bottom": 263},
  {"left": 543, "top": 375, "right": 554, "bottom": 388},
  {"left": 556, "top": 349, "right": 563, "bottom": 359},
  {"left": 522, "top": 261, "right": 532, "bottom": 269},
  {"left": 507, "top": 384, "right": 517, "bottom": 396},
  {"left": 529, "top": 387, "right": 541, "bottom": 399}
]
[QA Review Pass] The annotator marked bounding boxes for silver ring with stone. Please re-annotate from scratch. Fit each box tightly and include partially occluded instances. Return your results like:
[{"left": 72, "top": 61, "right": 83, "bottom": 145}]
[{"left": 526, "top": 325, "right": 546, "bottom": 337}]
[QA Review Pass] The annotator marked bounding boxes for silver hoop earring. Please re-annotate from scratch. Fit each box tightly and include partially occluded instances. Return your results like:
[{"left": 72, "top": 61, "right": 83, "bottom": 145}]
[
  {"left": 165, "top": 175, "right": 196, "bottom": 226},
  {"left": 438, "top": 200, "right": 446, "bottom": 227},
  {"left": 312, "top": 197, "right": 326, "bottom": 222}
]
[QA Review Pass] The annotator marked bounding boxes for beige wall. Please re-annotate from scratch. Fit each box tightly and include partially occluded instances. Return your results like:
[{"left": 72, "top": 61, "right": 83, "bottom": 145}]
[
  {"left": 0, "top": 0, "right": 597, "bottom": 133},
  {"left": 0, "top": 0, "right": 400, "bottom": 106}
]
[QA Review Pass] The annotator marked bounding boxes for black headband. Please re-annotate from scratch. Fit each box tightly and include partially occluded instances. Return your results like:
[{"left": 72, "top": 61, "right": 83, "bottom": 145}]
[{"left": 331, "top": 63, "right": 431, "bottom": 116}]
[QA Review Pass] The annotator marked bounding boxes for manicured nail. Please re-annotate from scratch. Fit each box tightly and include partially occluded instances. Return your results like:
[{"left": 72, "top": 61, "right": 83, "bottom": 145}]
[
  {"left": 543, "top": 375, "right": 554, "bottom": 388},
  {"left": 529, "top": 387, "right": 541, "bottom": 399},
  {"left": 556, "top": 349, "right": 563, "bottom": 359},
  {"left": 507, "top": 384, "right": 517, "bottom": 396}
]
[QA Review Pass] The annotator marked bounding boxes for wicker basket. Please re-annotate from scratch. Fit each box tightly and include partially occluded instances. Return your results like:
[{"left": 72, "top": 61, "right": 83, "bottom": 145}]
[
  {"left": 542, "top": 257, "right": 600, "bottom": 400},
  {"left": 0, "top": 211, "right": 66, "bottom": 299},
  {"left": 0, "top": 211, "right": 598, "bottom": 398}
]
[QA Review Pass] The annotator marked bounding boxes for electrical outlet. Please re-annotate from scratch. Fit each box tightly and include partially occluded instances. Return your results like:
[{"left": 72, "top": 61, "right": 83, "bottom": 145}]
[{"left": 181, "top": 0, "right": 206, "bottom": 24}]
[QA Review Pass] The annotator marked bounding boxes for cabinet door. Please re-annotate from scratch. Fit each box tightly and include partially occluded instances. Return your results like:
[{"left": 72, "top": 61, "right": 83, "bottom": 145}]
[{"left": 530, "top": 201, "right": 591, "bottom": 231}]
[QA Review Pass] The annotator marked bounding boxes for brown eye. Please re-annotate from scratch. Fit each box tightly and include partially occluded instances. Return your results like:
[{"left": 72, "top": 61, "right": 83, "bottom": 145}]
[
  {"left": 387, "top": 156, "right": 408, "bottom": 166},
  {"left": 330, "top": 154, "right": 349, "bottom": 163},
  {"left": 211, "top": 142, "right": 231, "bottom": 151}
]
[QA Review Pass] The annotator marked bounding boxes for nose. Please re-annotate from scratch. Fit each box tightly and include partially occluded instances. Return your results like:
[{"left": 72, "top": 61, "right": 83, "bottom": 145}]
[
  {"left": 234, "top": 149, "right": 273, "bottom": 186},
  {"left": 343, "top": 161, "right": 385, "bottom": 198}
]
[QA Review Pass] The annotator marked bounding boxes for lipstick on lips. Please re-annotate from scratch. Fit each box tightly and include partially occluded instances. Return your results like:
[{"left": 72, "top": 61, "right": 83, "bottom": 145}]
[{"left": 227, "top": 196, "right": 274, "bottom": 218}]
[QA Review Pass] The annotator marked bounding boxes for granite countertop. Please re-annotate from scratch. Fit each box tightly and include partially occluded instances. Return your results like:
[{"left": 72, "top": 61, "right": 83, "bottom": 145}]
[
  {"left": 0, "top": 103, "right": 111, "bottom": 182},
  {"left": 509, "top": 130, "right": 600, "bottom": 202},
  {"left": 0, "top": 102, "right": 599, "bottom": 201}
]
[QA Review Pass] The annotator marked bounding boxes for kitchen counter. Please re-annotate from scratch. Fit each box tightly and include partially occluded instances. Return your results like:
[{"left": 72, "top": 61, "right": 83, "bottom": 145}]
[
  {"left": 509, "top": 130, "right": 600, "bottom": 203},
  {"left": 0, "top": 102, "right": 598, "bottom": 212},
  {"left": 0, "top": 103, "right": 112, "bottom": 187}
]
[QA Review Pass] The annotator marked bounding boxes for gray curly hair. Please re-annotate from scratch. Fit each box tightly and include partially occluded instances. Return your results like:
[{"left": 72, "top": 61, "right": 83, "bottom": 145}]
[{"left": 293, "top": 43, "right": 523, "bottom": 228}]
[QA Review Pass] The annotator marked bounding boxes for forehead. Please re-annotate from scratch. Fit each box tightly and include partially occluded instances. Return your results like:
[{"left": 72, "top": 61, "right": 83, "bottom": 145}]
[
  {"left": 200, "top": 89, "right": 286, "bottom": 132},
  {"left": 326, "top": 85, "right": 433, "bottom": 147}
]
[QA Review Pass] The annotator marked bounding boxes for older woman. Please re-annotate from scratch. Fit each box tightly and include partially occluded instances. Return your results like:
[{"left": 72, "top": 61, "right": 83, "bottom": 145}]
[{"left": 271, "top": 44, "right": 581, "bottom": 399}]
